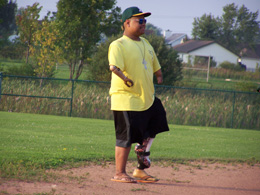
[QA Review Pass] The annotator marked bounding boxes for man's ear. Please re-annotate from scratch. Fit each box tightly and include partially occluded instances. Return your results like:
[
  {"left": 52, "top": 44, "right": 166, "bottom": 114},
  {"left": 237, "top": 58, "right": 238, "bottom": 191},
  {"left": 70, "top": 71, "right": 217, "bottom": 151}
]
[{"left": 125, "top": 19, "right": 130, "bottom": 27}]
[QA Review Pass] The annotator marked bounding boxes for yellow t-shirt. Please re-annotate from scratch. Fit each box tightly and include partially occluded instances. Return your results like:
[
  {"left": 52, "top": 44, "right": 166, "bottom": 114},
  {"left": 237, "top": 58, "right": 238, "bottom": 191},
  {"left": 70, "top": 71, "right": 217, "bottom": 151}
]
[{"left": 108, "top": 35, "right": 161, "bottom": 111}]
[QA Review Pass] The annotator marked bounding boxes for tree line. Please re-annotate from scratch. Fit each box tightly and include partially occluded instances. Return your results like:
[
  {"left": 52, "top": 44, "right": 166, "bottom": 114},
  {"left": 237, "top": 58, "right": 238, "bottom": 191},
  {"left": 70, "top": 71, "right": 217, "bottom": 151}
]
[
  {"left": 192, "top": 3, "right": 260, "bottom": 53},
  {"left": 0, "top": 1, "right": 259, "bottom": 85}
]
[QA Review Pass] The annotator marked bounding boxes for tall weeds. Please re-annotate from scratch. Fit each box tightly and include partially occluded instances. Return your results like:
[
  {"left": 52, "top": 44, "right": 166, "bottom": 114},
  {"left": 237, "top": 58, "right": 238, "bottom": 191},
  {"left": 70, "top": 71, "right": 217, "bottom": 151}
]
[{"left": 0, "top": 76, "right": 259, "bottom": 129}]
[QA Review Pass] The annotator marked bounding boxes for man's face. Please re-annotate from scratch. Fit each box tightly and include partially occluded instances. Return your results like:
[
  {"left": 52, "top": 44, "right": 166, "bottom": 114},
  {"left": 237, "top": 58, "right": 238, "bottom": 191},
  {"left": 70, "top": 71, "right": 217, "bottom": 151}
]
[{"left": 126, "top": 15, "right": 146, "bottom": 36}]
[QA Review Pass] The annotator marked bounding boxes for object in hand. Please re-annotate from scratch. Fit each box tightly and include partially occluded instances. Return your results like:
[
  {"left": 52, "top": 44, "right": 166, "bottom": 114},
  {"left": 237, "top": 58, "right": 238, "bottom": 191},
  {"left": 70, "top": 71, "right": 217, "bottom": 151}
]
[{"left": 125, "top": 79, "right": 134, "bottom": 87}]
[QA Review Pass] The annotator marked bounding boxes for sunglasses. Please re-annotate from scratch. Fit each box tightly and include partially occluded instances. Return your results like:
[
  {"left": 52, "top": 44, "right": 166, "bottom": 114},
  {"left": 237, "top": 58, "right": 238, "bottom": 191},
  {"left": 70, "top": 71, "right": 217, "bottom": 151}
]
[{"left": 133, "top": 18, "right": 147, "bottom": 24}]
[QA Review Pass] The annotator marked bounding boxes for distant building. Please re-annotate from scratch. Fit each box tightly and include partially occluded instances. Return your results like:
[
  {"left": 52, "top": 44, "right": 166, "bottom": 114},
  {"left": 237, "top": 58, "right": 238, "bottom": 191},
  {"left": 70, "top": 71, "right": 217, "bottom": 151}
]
[
  {"left": 163, "top": 30, "right": 187, "bottom": 47},
  {"left": 163, "top": 30, "right": 172, "bottom": 39},
  {"left": 8, "top": 35, "right": 19, "bottom": 43},
  {"left": 239, "top": 45, "right": 260, "bottom": 72},
  {"left": 172, "top": 40, "right": 239, "bottom": 67},
  {"left": 165, "top": 33, "right": 187, "bottom": 47}
]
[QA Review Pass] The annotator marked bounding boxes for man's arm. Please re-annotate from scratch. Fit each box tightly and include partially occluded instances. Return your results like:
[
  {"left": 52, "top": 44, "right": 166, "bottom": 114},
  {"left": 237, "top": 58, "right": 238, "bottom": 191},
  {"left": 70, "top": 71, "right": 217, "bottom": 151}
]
[
  {"left": 154, "top": 69, "right": 163, "bottom": 84},
  {"left": 109, "top": 65, "right": 134, "bottom": 87}
]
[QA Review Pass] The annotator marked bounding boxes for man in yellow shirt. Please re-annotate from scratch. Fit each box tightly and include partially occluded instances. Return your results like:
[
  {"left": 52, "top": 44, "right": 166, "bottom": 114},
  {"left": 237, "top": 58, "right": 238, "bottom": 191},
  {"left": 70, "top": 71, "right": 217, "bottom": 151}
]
[{"left": 109, "top": 6, "right": 169, "bottom": 183}]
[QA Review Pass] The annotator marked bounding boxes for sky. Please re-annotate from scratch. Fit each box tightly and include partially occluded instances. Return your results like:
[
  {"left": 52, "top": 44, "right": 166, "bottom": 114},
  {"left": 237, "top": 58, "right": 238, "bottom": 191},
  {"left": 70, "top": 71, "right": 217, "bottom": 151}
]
[{"left": 16, "top": 0, "right": 260, "bottom": 37}]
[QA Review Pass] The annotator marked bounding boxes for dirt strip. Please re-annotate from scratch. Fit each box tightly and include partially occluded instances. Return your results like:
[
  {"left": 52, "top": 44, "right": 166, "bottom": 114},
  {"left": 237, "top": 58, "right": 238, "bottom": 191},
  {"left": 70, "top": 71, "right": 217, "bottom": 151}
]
[{"left": 1, "top": 162, "right": 260, "bottom": 195}]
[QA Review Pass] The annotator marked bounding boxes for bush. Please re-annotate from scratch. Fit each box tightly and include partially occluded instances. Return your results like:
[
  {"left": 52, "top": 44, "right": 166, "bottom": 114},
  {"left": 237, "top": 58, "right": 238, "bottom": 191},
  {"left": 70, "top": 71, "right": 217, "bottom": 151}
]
[
  {"left": 87, "top": 34, "right": 117, "bottom": 81},
  {"left": 4, "top": 63, "right": 35, "bottom": 76},
  {"left": 219, "top": 61, "right": 246, "bottom": 71},
  {"left": 0, "top": 42, "right": 26, "bottom": 60},
  {"left": 219, "top": 61, "right": 236, "bottom": 70},
  {"left": 144, "top": 34, "right": 183, "bottom": 85}
]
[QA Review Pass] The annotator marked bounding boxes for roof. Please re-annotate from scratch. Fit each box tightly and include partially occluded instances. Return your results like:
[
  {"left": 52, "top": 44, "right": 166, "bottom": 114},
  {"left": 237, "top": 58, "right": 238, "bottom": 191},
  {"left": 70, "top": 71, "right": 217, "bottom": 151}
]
[
  {"left": 239, "top": 44, "right": 260, "bottom": 59},
  {"left": 165, "top": 33, "right": 186, "bottom": 42},
  {"left": 172, "top": 40, "right": 214, "bottom": 53}
]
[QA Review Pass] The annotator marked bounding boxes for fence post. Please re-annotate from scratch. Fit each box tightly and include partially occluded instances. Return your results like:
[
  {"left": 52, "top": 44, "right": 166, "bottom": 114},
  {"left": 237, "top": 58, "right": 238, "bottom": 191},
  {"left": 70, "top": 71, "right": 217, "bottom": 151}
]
[
  {"left": 231, "top": 91, "right": 236, "bottom": 128},
  {"left": 207, "top": 56, "right": 210, "bottom": 82},
  {"left": 70, "top": 79, "right": 75, "bottom": 117},
  {"left": 0, "top": 72, "right": 2, "bottom": 101}
]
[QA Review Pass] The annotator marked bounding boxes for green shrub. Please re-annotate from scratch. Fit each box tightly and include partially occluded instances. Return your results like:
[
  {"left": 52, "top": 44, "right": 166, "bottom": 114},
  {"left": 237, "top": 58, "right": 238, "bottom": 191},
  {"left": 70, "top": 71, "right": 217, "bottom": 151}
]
[
  {"left": 219, "top": 61, "right": 246, "bottom": 72},
  {"left": 0, "top": 42, "right": 26, "bottom": 60},
  {"left": 219, "top": 61, "right": 237, "bottom": 70},
  {"left": 4, "top": 63, "right": 35, "bottom": 76}
]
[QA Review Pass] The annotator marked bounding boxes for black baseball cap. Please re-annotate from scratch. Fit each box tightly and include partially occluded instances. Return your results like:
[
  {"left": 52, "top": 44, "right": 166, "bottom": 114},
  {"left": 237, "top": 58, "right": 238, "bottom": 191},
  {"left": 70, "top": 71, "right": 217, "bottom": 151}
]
[{"left": 122, "top": 7, "right": 151, "bottom": 23}]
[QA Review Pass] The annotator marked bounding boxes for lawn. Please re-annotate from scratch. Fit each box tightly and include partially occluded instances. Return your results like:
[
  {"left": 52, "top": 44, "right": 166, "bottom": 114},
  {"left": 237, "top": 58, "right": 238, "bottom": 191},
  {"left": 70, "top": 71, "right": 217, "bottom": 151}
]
[
  {"left": 0, "top": 111, "right": 259, "bottom": 180},
  {"left": 1, "top": 111, "right": 259, "bottom": 165}
]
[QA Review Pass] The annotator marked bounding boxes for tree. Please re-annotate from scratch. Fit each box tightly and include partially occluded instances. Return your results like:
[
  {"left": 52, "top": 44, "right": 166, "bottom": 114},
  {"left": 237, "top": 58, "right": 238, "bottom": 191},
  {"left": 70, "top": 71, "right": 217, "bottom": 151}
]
[
  {"left": 56, "top": 0, "right": 121, "bottom": 80},
  {"left": 145, "top": 23, "right": 162, "bottom": 36},
  {"left": 145, "top": 34, "right": 182, "bottom": 85},
  {"left": 220, "top": 3, "right": 238, "bottom": 49},
  {"left": 0, "top": 0, "right": 6, "bottom": 7},
  {"left": 192, "top": 14, "right": 220, "bottom": 40},
  {"left": 192, "top": 3, "right": 260, "bottom": 52},
  {"left": 87, "top": 34, "right": 120, "bottom": 82},
  {"left": 101, "top": 6, "right": 122, "bottom": 37},
  {"left": 219, "top": 3, "right": 260, "bottom": 51},
  {"left": 0, "top": 0, "right": 17, "bottom": 36},
  {"left": 88, "top": 34, "right": 182, "bottom": 86},
  {"left": 30, "top": 20, "right": 62, "bottom": 79},
  {"left": 234, "top": 4, "right": 259, "bottom": 46},
  {"left": 16, "top": 3, "right": 42, "bottom": 63}
]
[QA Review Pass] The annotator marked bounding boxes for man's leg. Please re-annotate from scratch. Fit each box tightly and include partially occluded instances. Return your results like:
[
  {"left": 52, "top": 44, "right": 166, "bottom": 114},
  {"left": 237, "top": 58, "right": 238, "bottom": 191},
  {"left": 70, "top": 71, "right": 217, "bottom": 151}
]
[
  {"left": 111, "top": 145, "right": 137, "bottom": 182},
  {"left": 111, "top": 146, "right": 136, "bottom": 183},
  {"left": 115, "top": 146, "right": 131, "bottom": 176}
]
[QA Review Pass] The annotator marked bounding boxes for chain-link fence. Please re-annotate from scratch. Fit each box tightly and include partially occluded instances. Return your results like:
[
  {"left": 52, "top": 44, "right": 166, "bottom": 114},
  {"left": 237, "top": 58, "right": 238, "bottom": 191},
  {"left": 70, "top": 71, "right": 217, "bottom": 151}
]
[{"left": 1, "top": 73, "right": 259, "bottom": 130}]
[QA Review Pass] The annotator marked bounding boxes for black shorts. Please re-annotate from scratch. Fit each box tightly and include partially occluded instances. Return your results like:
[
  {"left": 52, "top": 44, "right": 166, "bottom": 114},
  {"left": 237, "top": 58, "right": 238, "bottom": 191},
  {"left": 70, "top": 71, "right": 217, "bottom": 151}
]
[{"left": 113, "top": 97, "right": 169, "bottom": 147}]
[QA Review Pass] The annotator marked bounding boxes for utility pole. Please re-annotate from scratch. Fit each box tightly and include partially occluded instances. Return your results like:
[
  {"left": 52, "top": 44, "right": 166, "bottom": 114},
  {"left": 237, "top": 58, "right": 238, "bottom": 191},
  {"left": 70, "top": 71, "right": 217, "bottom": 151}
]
[{"left": 207, "top": 56, "right": 211, "bottom": 82}]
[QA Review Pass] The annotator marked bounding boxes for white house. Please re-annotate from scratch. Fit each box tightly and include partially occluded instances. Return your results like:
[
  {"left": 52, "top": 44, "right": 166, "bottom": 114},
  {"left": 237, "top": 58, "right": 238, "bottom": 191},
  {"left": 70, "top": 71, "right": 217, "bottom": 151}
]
[
  {"left": 239, "top": 45, "right": 260, "bottom": 71},
  {"left": 164, "top": 32, "right": 187, "bottom": 47},
  {"left": 172, "top": 40, "right": 239, "bottom": 67},
  {"left": 8, "top": 34, "right": 19, "bottom": 43}
]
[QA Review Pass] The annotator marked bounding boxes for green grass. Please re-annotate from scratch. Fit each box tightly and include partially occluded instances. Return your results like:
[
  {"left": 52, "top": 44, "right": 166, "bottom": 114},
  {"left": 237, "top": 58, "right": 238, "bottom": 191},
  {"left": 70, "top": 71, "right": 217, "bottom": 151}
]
[
  {"left": 154, "top": 126, "right": 260, "bottom": 160},
  {"left": 0, "top": 111, "right": 259, "bottom": 179},
  {"left": 182, "top": 77, "right": 239, "bottom": 90},
  {"left": 0, "top": 112, "right": 115, "bottom": 163},
  {"left": 181, "top": 76, "right": 259, "bottom": 91},
  {"left": 1, "top": 111, "right": 259, "bottom": 164},
  {"left": 0, "top": 59, "right": 24, "bottom": 71},
  {"left": 0, "top": 59, "right": 87, "bottom": 80}
]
